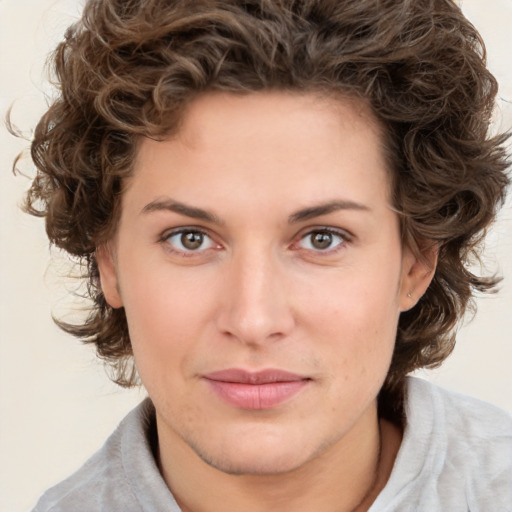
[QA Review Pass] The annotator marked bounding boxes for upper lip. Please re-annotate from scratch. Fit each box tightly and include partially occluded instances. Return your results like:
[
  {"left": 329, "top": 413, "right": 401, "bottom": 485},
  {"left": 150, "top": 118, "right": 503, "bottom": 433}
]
[{"left": 203, "top": 369, "right": 308, "bottom": 384}]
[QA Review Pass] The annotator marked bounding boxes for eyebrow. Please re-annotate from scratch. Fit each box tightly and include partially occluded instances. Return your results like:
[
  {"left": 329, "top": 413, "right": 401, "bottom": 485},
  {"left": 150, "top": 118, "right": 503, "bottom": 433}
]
[
  {"left": 288, "top": 200, "right": 370, "bottom": 223},
  {"left": 141, "top": 198, "right": 222, "bottom": 224},
  {"left": 141, "top": 197, "right": 370, "bottom": 225}
]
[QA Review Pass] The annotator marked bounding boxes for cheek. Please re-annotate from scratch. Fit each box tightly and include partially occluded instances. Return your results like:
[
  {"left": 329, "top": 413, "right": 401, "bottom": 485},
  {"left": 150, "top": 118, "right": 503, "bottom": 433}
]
[
  {"left": 118, "top": 267, "right": 216, "bottom": 374},
  {"left": 302, "top": 268, "right": 401, "bottom": 336},
  {"left": 298, "top": 266, "right": 401, "bottom": 380}
]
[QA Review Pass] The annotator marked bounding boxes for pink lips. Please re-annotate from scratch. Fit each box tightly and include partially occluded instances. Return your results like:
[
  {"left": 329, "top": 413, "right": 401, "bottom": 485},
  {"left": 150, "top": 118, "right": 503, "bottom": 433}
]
[{"left": 203, "top": 369, "right": 310, "bottom": 410}]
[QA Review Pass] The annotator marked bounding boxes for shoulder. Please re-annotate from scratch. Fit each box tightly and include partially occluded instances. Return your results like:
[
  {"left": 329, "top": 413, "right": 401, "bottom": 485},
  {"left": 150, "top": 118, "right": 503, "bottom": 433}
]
[
  {"left": 31, "top": 398, "right": 175, "bottom": 512},
  {"left": 407, "top": 377, "right": 512, "bottom": 474},
  {"left": 410, "top": 378, "right": 512, "bottom": 509},
  {"left": 373, "top": 378, "right": 512, "bottom": 512},
  {"left": 406, "top": 376, "right": 512, "bottom": 438}
]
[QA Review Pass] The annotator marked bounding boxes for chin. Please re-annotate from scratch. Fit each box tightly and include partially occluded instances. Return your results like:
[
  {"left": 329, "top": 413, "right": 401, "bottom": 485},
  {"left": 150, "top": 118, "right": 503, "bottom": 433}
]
[
  {"left": 187, "top": 427, "right": 316, "bottom": 476},
  {"left": 196, "top": 448, "right": 308, "bottom": 476}
]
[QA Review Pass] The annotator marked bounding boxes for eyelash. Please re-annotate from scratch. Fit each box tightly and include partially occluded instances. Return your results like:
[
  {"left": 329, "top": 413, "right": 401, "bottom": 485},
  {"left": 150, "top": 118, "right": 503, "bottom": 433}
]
[
  {"left": 158, "top": 226, "right": 352, "bottom": 257},
  {"left": 159, "top": 227, "right": 220, "bottom": 257},
  {"left": 293, "top": 227, "right": 351, "bottom": 254}
]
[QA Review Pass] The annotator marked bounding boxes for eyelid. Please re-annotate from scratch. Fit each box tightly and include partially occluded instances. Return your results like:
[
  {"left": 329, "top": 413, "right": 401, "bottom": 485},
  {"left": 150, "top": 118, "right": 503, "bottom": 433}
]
[
  {"left": 159, "top": 226, "right": 221, "bottom": 255},
  {"left": 157, "top": 225, "right": 353, "bottom": 257},
  {"left": 292, "top": 226, "right": 353, "bottom": 253}
]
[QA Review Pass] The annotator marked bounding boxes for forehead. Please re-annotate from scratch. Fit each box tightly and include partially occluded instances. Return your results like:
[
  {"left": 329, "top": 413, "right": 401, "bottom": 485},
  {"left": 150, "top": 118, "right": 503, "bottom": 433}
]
[
  {"left": 128, "top": 91, "right": 392, "bottom": 217},
  {"left": 175, "top": 91, "right": 383, "bottom": 152}
]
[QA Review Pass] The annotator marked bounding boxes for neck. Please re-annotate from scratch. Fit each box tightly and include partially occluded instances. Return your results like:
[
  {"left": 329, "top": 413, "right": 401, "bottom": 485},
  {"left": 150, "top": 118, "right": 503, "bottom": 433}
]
[{"left": 156, "top": 404, "right": 402, "bottom": 512}]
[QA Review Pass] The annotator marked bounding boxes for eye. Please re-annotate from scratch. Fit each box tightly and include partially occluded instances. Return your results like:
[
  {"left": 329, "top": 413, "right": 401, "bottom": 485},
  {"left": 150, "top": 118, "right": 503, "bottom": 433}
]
[
  {"left": 297, "top": 229, "right": 347, "bottom": 252},
  {"left": 163, "top": 229, "right": 216, "bottom": 253}
]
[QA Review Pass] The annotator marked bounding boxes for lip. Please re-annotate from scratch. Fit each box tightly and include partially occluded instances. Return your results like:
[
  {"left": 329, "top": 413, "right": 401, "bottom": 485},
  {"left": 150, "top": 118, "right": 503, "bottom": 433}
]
[{"left": 202, "top": 369, "right": 310, "bottom": 410}]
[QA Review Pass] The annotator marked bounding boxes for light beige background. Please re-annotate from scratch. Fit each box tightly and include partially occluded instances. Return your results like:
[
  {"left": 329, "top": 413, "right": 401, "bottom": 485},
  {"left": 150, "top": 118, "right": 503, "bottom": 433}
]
[{"left": 1, "top": 1, "right": 511, "bottom": 510}]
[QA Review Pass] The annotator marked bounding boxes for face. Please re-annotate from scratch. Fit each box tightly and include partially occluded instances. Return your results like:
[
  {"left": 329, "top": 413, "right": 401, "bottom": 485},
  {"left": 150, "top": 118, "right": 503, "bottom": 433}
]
[{"left": 98, "top": 91, "right": 430, "bottom": 475}]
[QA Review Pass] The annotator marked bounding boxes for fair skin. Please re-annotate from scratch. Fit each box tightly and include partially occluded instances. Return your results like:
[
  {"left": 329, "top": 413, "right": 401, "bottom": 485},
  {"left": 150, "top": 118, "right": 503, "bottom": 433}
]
[{"left": 97, "top": 91, "right": 435, "bottom": 512}]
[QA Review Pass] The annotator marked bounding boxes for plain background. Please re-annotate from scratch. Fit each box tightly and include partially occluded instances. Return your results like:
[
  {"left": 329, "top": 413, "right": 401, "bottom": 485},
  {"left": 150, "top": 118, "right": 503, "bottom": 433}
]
[{"left": 1, "top": 0, "right": 511, "bottom": 510}]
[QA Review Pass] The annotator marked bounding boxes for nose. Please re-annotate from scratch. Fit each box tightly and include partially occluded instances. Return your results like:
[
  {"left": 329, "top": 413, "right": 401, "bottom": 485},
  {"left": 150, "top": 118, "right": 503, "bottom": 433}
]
[{"left": 215, "top": 247, "right": 295, "bottom": 346}]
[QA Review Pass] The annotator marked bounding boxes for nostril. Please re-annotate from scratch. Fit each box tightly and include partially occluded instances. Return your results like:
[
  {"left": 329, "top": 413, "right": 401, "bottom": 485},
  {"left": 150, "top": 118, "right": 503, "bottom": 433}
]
[{"left": 216, "top": 311, "right": 294, "bottom": 346}]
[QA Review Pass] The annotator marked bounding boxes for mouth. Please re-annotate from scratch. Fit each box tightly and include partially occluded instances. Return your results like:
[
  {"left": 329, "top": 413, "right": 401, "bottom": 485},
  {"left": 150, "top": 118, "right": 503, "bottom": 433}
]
[{"left": 202, "top": 369, "right": 311, "bottom": 410}]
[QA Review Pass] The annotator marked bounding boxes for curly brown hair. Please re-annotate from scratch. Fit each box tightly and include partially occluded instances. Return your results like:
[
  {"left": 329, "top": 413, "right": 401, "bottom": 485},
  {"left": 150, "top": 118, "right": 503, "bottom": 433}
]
[{"left": 20, "top": 0, "right": 510, "bottom": 415}]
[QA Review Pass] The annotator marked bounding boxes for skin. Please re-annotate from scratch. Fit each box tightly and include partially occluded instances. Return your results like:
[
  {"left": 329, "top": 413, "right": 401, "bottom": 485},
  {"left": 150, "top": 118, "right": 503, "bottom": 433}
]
[{"left": 97, "top": 91, "right": 435, "bottom": 512}]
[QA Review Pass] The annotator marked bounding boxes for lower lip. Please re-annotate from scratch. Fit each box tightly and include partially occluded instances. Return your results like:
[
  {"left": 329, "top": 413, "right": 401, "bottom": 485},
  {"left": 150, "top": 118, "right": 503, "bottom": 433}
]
[{"left": 205, "top": 379, "right": 309, "bottom": 410}]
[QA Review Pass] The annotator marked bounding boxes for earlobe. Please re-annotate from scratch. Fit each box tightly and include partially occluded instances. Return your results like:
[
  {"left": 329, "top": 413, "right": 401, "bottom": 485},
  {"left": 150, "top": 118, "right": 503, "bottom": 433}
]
[
  {"left": 399, "top": 243, "right": 438, "bottom": 312},
  {"left": 95, "top": 243, "right": 124, "bottom": 309}
]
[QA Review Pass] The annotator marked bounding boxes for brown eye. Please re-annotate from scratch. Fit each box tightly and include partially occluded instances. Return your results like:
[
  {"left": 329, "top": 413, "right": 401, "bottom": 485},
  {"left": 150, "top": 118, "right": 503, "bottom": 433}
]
[
  {"left": 164, "top": 229, "right": 215, "bottom": 253},
  {"left": 311, "top": 231, "right": 333, "bottom": 250},
  {"left": 297, "top": 229, "right": 346, "bottom": 252},
  {"left": 181, "top": 231, "right": 204, "bottom": 250}
]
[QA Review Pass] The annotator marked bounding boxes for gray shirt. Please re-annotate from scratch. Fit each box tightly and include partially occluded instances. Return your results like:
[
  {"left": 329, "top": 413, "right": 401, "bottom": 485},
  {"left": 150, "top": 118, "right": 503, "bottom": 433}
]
[{"left": 32, "top": 378, "right": 512, "bottom": 512}]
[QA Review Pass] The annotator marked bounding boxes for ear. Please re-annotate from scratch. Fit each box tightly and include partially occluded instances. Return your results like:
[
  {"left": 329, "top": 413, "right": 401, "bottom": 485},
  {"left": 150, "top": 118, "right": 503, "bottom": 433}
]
[
  {"left": 95, "top": 243, "right": 124, "bottom": 309},
  {"left": 399, "top": 242, "right": 438, "bottom": 312}
]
